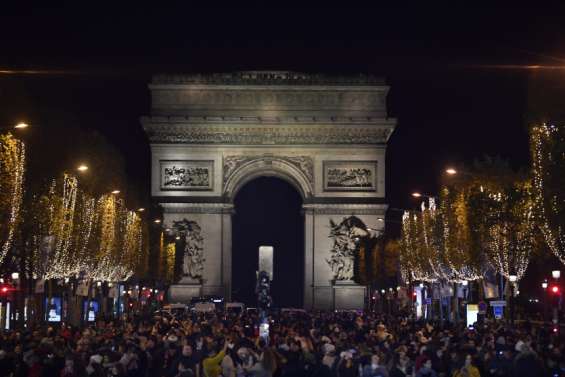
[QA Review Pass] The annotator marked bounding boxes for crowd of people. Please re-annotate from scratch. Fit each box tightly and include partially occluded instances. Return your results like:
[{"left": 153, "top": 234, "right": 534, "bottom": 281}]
[{"left": 0, "top": 308, "right": 564, "bottom": 377}]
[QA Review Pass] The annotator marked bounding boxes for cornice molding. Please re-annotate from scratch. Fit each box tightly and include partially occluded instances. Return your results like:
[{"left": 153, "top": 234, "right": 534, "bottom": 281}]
[
  {"left": 152, "top": 71, "right": 385, "bottom": 86},
  {"left": 142, "top": 119, "right": 395, "bottom": 145}
]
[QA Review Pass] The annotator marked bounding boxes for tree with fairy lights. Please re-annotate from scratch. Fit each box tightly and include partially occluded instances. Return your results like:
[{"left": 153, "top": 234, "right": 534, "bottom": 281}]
[
  {"left": 0, "top": 133, "right": 25, "bottom": 266},
  {"left": 400, "top": 210, "right": 436, "bottom": 283},
  {"left": 463, "top": 160, "right": 535, "bottom": 282},
  {"left": 531, "top": 124, "right": 565, "bottom": 265}
]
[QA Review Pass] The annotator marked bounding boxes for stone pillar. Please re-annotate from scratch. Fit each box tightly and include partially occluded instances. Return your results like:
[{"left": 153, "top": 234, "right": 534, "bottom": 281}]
[
  {"left": 303, "top": 207, "right": 314, "bottom": 309},
  {"left": 221, "top": 208, "right": 233, "bottom": 301}
]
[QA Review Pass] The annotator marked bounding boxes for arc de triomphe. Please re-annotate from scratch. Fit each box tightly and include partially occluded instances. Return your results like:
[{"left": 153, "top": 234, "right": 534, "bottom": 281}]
[{"left": 142, "top": 71, "right": 396, "bottom": 309}]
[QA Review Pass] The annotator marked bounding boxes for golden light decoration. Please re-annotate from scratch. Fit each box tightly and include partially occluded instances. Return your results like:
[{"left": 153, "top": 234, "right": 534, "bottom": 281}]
[
  {"left": 166, "top": 242, "right": 176, "bottom": 283},
  {"left": 531, "top": 124, "right": 565, "bottom": 264},
  {"left": 31, "top": 174, "right": 79, "bottom": 280},
  {"left": 48, "top": 174, "right": 78, "bottom": 279},
  {"left": 0, "top": 133, "right": 25, "bottom": 264}
]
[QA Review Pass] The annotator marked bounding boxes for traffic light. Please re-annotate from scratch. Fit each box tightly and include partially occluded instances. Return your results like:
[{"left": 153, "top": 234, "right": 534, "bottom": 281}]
[
  {"left": 551, "top": 285, "right": 560, "bottom": 294},
  {"left": 0, "top": 284, "right": 10, "bottom": 295}
]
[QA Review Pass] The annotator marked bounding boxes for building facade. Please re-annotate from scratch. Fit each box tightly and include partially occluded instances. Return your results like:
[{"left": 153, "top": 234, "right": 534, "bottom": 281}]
[{"left": 142, "top": 71, "right": 396, "bottom": 309}]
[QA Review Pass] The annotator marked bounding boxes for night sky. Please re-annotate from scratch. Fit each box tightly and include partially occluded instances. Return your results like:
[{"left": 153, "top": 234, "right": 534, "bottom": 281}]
[{"left": 2, "top": 6, "right": 565, "bottom": 302}]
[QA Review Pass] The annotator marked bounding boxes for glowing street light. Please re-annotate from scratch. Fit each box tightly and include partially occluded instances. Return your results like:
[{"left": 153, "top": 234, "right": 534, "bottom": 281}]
[
  {"left": 553, "top": 270, "right": 561, "bottom": 279},
  {"left": 14, "top": 122, "right": 29, "bottom": 129},
  {"left": 111, "top": 190, "right": 120, "bottom": 194},
  {"left": 445, "top": 168, "right": 457, "bottom": 175},
  {"left": 542, "top": 281, "right": 549, "bottom": 289},
  {"left": 509, "top": 275, "right": 518, "bottom": 283},
  {"left": 412, "top": 192, "right": 435, "bottom": 199},
  {"left": 11, "top": 272, "right": 19, "bottom": 280},
  {"left": 137, "top": 208, "right": 145, "bottom": 212},
  {"left": 77, "top": 164, "right": 89, "bottom": 172},
  {"left": 154, "top": 219, "right": 161, "bottom": 224}
]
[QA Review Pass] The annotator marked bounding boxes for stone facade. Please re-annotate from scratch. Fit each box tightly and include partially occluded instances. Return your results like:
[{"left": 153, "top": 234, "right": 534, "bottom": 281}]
[{"left": 142, "top": 71, "right": 396, "bottom": 310}]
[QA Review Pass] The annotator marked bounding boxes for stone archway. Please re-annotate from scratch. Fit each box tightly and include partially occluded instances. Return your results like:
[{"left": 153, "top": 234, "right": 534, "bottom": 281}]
[
  {"left": 231, "top": 176, "right": 304, "bottom": 307},
  {"left": 143, "top": 71, "right": 395, "bottom": 309},
  {"left": 223, "top": 155, "right": 313, "bottom": 202}
]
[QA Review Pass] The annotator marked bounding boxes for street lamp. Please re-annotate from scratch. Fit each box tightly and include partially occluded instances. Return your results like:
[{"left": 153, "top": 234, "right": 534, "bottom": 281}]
[
  {"left": 14, "top": 122, "right": 29, "bottom": 129},
  {"left": 509, "top": 275, "right": 517, "bottom": 324},
  {"left": 111, "top": 190, "right": 120, "bottom": 194},
  {"left": 11, "top": 272, "right": 19, "bottom": 280},
  {"left": 412, "top": 192, "right": 435, "bottom": 199},
  {"left": 445, "top": 168, "right": 457, "bottom": 175},
  {"left": 137, "top": 208, "right": 145, "bottom": 212},
  {"left": 543, "top": 280, "right": 549, "bottom": 324},
  {"left": 77, "top": 164, "right": 89, "bottom": 172},
  {"left": 553, "top": 270, "right": 561, "bottom": 279}
]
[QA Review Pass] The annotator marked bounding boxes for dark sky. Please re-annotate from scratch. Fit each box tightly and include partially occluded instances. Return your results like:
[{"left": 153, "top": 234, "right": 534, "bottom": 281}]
[
  {"left": 2, "top": 6, "right": 565, "bottom": 297},
  {"left": 3, "top": 6, "right": 564, "bottom": 208}
]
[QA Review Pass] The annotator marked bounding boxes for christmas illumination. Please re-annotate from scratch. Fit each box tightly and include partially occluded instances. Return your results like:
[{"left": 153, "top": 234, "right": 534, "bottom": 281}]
[
  {"left": 531, "top": 124, "right": 565, "bottom": 264},
  {"left": 0, "top": 133, "right": 25, "bottom": 264}
]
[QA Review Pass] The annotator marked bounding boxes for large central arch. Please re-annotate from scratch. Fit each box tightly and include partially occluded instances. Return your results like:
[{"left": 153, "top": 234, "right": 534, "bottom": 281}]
[
  {"left": 144, "top": 71, "right": 395, "bottom": 309},
  {"left": 232, "top": 176, "right": 304, "bottom": 307},
  {"left": 224, "top": 157, "right": 313, "bottom": 202}
]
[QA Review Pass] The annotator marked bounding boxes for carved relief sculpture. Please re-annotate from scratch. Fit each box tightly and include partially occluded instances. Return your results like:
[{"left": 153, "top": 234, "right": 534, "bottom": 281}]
[
  {"left": 323, "top": 161, "right": 377, "bottom": 191},
  {"left": 172, "top": 219, "right": 205, "bottom": 282},
  {"left": 327, "top": 216, "right": 372, "bottom": 281},
  {"left": 160, "top": 160, "right": 213, "bottom": 191}
]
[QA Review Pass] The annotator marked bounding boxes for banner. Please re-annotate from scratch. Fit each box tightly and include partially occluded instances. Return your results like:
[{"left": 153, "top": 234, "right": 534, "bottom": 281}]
[
  {"left": 108, "top": 286, "right": 118, "bottom": 298},
  {"left": 35, "top": 279, "right": 45, "bottom": 294},
  {"left": 440, "top": 282, "right": 453, "bottom": 298},
  {"left": 76, "top": 280, "right": 90, "bottom": 297},
  {"left": 482, "top": 267, "right": 499, "bottom": 299},
  {"left": 483, "top": 280, "right": 499, "bottom": 299}
]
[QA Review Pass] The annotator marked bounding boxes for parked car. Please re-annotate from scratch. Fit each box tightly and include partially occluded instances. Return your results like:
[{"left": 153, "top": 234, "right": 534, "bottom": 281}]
[
  {"left": 226, "top": 302, "right": 245, "bottom": 314},
  {"left": 154, "top": 303, "right": 188, "bottom": 318},
  {"left": 192, "top": 302, "right": 215, "bottom": 313}
]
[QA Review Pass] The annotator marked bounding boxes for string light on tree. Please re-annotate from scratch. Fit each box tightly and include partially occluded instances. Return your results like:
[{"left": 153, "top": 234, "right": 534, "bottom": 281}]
[{"left": 0, "top": 133, "right": 25, "bottom": 264}]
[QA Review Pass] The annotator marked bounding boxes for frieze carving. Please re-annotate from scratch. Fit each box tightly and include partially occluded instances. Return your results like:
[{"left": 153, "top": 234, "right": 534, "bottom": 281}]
[
  {"left": 223, "top": 155, "right": 314, "bottom": 186},
  {"left": 162, "top": 203, "right": 234, "bottom": 214},
  {"left": 143, "top": 123, "right": 394, "bottom": 145},
  {"left": 151, "top": 90, "right": 386, "bottom": 111},
  {"left": 302, "top": 204, "right": 387, "bottom": 216},
  {"left": 152, "top": 71, "right": 385, "bottom": 86}
]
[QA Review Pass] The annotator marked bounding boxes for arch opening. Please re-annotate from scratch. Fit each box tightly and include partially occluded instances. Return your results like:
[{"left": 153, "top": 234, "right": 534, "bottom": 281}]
[{"left": 232, "top": 176, "right": 304, "bottom": 307}]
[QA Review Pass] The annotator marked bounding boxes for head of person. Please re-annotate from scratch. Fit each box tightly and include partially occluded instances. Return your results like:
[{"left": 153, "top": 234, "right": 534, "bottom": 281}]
[
  {"left": 464, "top": 354, "right": 473, "bottom": 367},
  {"left": 290, "top": 340, "right": 301, "bottom": 352},
  {"left": 182, "top": 344, "right": 193, "bottom": 357},
  {"left": 422, "top": 358, "right": 432, "bottom": 371}
]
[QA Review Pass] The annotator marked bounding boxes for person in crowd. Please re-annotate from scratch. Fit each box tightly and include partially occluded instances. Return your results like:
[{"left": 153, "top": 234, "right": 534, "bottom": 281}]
[
  {"left": 2, "top": 307, "right": 565, "bottom": 377},
  {"left": 453, "top": 354, "right": 480, "bottom": 377},
  {"left": 361, "top": 353, "right": 388, "bottom": 377},
  {"left": 202, "top": 339, "right": 228, "bottom": 377}
]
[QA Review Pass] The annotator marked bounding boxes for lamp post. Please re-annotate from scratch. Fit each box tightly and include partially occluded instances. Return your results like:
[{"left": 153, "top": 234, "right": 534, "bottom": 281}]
[
  {"left": 552, "top": 271, "right": 561, "bottom": 326},
  {"left": 542, "top": 280, "right": 549, "bottom": 325},
  {"left": 509, "top": 275, "right": 517, "bottom": 324}
]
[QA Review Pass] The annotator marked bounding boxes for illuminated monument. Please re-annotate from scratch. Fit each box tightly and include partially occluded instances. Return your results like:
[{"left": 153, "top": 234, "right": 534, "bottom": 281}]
[{"left": 142, "top": 71, "right": 396, "bottom": 309}]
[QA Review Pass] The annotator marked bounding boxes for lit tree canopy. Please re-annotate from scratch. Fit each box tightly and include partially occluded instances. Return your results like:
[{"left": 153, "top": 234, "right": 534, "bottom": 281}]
[
  {"left": 400, "top": 157, "right": 534, "bottom": 283},
  {"left": 0, "top": 133, "right": 25, "bottom": 265},
  {"left": 531, "top": 124, "right": 565, "bottom": 265}
]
